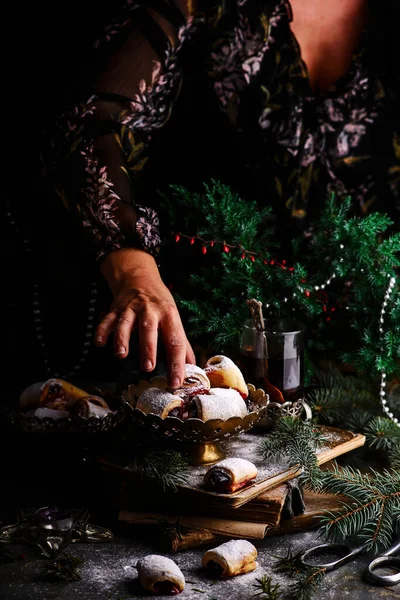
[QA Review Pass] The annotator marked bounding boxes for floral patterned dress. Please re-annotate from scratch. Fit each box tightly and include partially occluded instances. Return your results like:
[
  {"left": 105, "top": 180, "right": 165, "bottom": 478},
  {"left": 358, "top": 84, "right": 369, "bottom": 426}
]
[{"left": 47, "top": 0, "right": 400, "bottom": 263}]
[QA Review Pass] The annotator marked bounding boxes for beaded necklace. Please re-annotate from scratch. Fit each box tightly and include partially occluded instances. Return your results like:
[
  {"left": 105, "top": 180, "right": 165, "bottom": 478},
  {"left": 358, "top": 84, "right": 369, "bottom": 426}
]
[{"left": 5, "top": 200, "right": 98, "bottom": 380}]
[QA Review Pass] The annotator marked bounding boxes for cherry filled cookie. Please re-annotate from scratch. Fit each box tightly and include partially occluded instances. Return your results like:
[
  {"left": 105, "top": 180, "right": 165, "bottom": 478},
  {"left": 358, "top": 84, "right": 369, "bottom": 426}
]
[
  {"left": 133, "top": 357, "right": 261, "bottom": 422},
  {"left": 136, "top": 555, "right": 185, "bottom": 595},
  {"left": 202, "top": 540, "right": 258, "bottom": 578},
  {"left": 136, "top": 388, "right": 184, "bottom": 418},
  {"left": 204, "top": 458, "right": 258, "bottom": 493},
  {"left": 19, "top": 378, "right": 113, "bottom": 420},
  {"left": 189, "top": 388, "right": 248, "bottom": 420}
]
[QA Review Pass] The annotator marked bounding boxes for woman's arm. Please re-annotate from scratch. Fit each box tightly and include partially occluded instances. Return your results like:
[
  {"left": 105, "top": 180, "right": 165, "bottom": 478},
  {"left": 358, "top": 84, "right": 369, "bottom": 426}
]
[{"left": 50, "top": 3, "right": 195, "bottom": 386}]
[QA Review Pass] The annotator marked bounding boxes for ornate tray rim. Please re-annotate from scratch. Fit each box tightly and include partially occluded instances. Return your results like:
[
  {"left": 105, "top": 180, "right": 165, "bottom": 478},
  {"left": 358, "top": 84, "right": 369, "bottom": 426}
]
[
  {"left": 121, "top": 382, "right": 270, "bottom": 444},
  {"left": 3, "top": 404, "right": 126, "bottom": 434}
]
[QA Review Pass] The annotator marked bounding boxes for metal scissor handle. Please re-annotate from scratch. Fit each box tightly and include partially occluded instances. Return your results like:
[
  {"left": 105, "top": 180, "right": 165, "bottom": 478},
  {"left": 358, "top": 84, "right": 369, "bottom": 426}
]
[
  {"left": 299, "top": 543, "right": 365, "bottom": 572},
  {"left": 363, "top": 556, "right": 400, "bottom": 586},
  {"left": 363, "top": 539, "right": 400, "bottom": 587}
]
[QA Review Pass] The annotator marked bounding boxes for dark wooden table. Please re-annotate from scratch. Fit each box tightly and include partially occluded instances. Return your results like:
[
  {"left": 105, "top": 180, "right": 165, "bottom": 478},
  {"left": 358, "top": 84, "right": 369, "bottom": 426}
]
[{"left": 1, "top": 421, "right": 399, "bottom": 600}]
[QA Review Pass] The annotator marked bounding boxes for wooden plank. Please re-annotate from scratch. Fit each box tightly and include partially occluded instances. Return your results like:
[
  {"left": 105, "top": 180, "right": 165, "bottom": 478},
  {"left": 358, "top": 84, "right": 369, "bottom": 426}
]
[
  {"left": 100, "top": 426, "right": 365, "bottom": 509},
  {"left": 171, "top": 427, "right": 365, "bottom": 507}
]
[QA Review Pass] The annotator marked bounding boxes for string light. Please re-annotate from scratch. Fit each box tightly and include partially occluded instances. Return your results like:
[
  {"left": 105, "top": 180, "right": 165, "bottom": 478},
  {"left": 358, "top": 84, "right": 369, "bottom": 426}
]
[
  {"left": 173, "top": 230, "right": 399, "bottom": 425},
  {"left": 173, "top": 232, "right": 258, "bottom": 260}
]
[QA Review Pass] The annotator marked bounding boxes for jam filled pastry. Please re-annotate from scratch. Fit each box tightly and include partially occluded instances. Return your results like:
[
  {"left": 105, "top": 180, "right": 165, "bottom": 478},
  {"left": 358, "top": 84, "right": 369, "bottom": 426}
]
[
  {"left": 20, "top": 379, "right": 90, "bottom": 411},
  {"left": 202, "top": 539, "right": 257, "bottom": 578},
  {"left": 136, "top": 388, "right": 184, "bottom": 419},
  {"left": 136, "top": 555, "right": 185, "bottom": 595},
  {"left": 190, "top": 389, "right": 248, "bottom": 421},
  {"left": 204, "top": 458, "right": 258, "bottom": 493},
  {"left": 204, "top": 355, "right": 248, "bottom": 399},
  {"left": 182, "top": 364, "right": 210, "bottom": 390},
  {"left": 71, "top": 396, "right": 111, "bottom": 418},
  {"left": 174, "top": 364, "right": 211, "bottom": 397},
  {"left": 173, "top": 364, "right": 211, "bottom": 419}
]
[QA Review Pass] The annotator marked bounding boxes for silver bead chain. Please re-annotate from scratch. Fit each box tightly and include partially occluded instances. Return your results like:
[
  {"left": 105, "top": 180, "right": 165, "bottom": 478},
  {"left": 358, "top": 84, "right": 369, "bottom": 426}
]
[
  {"left": 5, "top": 201, "right": 98, "bottom": 380},
  {"left": 379, "top": 274, "right": 399, "bottom": 427}
]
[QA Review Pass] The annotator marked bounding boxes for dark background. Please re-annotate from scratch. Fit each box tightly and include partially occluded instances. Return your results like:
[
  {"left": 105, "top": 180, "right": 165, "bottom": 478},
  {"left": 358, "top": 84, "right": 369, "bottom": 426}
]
[{"left": 3, "top": 0, "right": 400, "bottom": 395}]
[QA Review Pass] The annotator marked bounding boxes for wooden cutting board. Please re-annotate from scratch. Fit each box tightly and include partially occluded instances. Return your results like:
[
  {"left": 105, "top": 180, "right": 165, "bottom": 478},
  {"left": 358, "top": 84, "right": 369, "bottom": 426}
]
[{"left": 100, "top": 426, "right": 365, "bottom": 509}]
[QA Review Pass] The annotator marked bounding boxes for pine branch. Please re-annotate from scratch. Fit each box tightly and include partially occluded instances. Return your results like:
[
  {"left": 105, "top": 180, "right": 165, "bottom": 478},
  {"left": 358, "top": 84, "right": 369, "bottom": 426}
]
[
  {"left": 107, "top": 431, "right": 190, "bottom": 491},
  {"left": 125, "top": 446, "right": 190, "bottom": 491},
  {"left": 307, "top": 369, "right": 380, "bottom": 424},
  {"left": 260, "top": 416, "right": 400, "bottom": 553},
  {"left": 306, "top": 386, "right": 350, "bottom": 424},
  {"left": 364, "top": 417, "right": 400, "bottom": 451},
  {"left": 156, "top": 516, "right": 184, "bottom": 542},
  {"left": 252, "top": 575, "right": 282, "bottom": 599},
  {"left": 287, "top": 567, "right": 326, "bottom": 600},
  {"left": 273, "top": 546, "right": 305, "bottom": 577},
  {"left": 389, "top": 443, "right": 400, "bottom": 470},
  {"left": 37, "top": 552, "right": 84, "bottom": 582},
  {"left": 162, "top": 183, "right": 400, "bottom": 383},
  {"left": 317, "top": 465, "right": 400, "bottom": 553},
  {"left": 305, "top": 369, "right": 400, "bottom": 462},
  {"left": 260, "top": 417, "right": 326, "bottom": 489},
  {"left": 273, "top": 547, "right": 326, "bottom": 600}
]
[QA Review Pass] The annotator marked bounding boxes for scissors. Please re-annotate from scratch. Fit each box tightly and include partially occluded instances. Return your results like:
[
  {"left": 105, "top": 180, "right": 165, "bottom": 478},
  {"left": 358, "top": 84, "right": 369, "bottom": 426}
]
[{"left": 299, "top": 538, "right": 400, "bottom": 587}]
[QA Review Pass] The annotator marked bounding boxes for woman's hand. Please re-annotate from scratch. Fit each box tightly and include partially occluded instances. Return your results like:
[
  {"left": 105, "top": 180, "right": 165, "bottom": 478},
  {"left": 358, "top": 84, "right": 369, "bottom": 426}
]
[{"left": 95, "top": 247, "right": 195, "bottom": 388}]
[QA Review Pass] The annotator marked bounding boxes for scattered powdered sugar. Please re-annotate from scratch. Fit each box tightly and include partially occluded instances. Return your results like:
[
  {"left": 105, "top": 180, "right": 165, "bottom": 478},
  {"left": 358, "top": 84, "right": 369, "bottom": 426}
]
[
  {"left": 205, "top": 458, "right": 258, "bottom": 482},
  {"left": 183, "top": 432, "right": 288, "bottom": 491},
  {"left": 137, "top": 388, "right": 182, "bottom": 416},
  {"left": 203, "top": 539, "right": 257, "bottom": 569},
  {"left": 194, "top": 393, "right": 247, "bottom": 421},
  {"left": 317, "top": 428, "right": 352, "bottom": 452},
  {"left": 0, "top": 528, "right": 372, "bottom": 599},
  {"left": 204, "top": 355, "right": 236, "bottom": 373}
]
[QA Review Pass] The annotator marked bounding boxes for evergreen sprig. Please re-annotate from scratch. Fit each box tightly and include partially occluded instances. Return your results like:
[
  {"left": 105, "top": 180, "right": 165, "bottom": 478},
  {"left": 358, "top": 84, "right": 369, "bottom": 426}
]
[
  {"left": 273, "top": 546, "right": 305, "bottom": 577},
  {"left": 305, "top": 368, "right": 400, "bottom": 466},
  {"left": 37, "top": 552, "right": 84, "bottom": 582},
  {"left": 364, "top": 416, "right": 400, "bottom": 451},
  {"left": 161, "top": 182, "right": 400, "bottom": 383},
  {"left": 252, "top": 575, "right": 282, "bottom": 599},
  {"left": 317, "top": 464, "right": 400, "bottom": 553},
  {"left": 273, "top": 547, "right": 326, "bottom": 600},
  {"left": 155, "top": 516, "right": 183, "bottom": 542},
  {"left": 261, "top": 417, "right": 400, "bottom": 552},
  {"left": 125, "top": 445, "right": 189, "bottom": 491},
  {"left": 389, "top": 444, "right": 400, "bottom": 470},
  {"left": 259, "top": 417, "right": 326, "bottom": 489},
  {"left": 106, "top": 429, "right": 190, "bottom": 491},
  {"left": 287, "top": 567, "right": 326, "bottom": 600}
]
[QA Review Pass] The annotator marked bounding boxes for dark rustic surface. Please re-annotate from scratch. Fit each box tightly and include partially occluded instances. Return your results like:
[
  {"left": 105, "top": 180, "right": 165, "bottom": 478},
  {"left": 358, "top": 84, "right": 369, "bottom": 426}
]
[
  {"left": 1, "top": 418, "right": 399, "bottom": 600},
  {"left": 1, "top": 528, "right": 399, "bottom": 600}
]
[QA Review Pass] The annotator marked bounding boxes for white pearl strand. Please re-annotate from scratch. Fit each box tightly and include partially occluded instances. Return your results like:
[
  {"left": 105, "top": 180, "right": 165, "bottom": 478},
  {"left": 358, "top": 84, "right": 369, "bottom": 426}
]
[
  {"left": 6, "top": 202, "right": 98, "bottom": 380},
  {"left": 379, "top": 275, "right": 399, "bottom": 427}
]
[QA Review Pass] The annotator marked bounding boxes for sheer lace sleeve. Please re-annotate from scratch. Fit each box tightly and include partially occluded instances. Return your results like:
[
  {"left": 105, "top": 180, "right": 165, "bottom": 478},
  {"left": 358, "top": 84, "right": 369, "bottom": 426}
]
[{"left": 46, "top": 1, "right": 191, "bottom": 261}]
